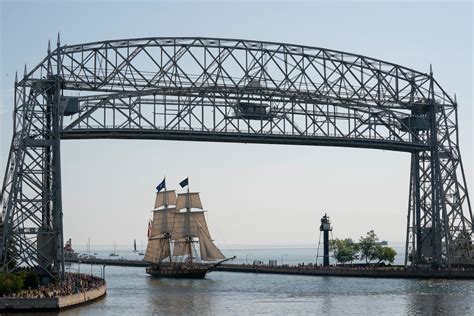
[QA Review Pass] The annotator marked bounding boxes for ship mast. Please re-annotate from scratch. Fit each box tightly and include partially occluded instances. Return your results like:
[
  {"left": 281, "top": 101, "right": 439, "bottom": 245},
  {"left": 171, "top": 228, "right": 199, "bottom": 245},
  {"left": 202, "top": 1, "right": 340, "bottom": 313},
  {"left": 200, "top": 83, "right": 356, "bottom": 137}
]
[
  {"left": 155, "top": 179, "right": 225, "bottom": 264},
  {"left": 186, "top": 178, "right": 193, "bottom": 264},
  {"left": 144, "top": 180, "right": 178, "bottom": 266},
  {"left": 164, "top": 178, "right": 172, "bottom": 265}
]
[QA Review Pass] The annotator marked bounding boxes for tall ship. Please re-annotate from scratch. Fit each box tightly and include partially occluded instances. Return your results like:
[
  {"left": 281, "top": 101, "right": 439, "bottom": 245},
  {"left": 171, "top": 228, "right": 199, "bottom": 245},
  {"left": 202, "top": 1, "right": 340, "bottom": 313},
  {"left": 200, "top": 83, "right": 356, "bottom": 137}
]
[{"left": 144, "top": 179, "right": 234, "bottom": 278}]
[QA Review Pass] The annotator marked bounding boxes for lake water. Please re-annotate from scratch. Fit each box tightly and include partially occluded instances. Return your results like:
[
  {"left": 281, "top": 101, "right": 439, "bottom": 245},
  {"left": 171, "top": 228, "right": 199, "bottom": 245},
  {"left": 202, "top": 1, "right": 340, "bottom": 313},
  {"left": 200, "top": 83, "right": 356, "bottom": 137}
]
[{"left": 61, "top": 244, "right": 474, "bottom": 315}]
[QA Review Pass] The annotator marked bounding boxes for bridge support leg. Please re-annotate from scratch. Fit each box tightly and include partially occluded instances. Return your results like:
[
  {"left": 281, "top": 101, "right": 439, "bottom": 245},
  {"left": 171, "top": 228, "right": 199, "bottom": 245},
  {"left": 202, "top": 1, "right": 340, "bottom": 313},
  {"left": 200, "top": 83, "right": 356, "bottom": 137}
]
[
  {"left": 405, "top": 153, "right": 422, "bottom": 265},
  {"left": 0, "top": 54, "right": 64, "bottom": 278},
  {"left": 406, "top": 74, "right": 473, "bottom": 268}
]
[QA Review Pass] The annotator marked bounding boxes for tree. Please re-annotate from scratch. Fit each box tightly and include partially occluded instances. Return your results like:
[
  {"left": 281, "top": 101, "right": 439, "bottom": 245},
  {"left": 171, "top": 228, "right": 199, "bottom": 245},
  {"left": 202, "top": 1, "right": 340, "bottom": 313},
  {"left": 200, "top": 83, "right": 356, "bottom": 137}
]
[
  {"left": 0, "top": 273, "right": 24, "bottom": 296},
  {"left": 21, "top": 270, "right": 39, "bottom": 289},
  {"left": 330, "top": 238, "right": 359, "bottom": 264},
  {"left": 358, "top": 230, "right": 380, "bottom": 263},
  {"left": 376, "top": 247, "right": 397, "bottom": 264},
  {"left": 450, "top": 231, "right": 473, "bottom": 263}
]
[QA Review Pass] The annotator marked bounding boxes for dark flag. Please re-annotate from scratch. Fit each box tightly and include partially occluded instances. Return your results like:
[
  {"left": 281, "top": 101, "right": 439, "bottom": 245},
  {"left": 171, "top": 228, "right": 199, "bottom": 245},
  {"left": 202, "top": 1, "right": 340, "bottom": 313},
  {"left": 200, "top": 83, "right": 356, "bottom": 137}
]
[
  {"left": 156, "top": 178, "right": 166, "bottom": 192},
  {"left": 179, "top": 177, "right": 189, "bottom": 188}
]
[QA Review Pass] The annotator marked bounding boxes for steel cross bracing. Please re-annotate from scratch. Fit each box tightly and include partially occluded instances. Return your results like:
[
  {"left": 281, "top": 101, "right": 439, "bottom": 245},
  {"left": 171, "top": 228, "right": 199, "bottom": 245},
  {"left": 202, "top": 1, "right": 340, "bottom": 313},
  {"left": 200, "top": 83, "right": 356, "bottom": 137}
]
[{"left": 0, "top": 37, "right": 472, "bottom": 277}]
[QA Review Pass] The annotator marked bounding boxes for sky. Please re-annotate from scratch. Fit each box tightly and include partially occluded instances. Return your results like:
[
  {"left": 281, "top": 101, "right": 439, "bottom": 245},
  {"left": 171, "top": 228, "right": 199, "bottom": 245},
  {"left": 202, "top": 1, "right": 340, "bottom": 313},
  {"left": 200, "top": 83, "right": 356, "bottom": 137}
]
[{"left": 0, "top": 0, "right": 472, "bottom": 249}]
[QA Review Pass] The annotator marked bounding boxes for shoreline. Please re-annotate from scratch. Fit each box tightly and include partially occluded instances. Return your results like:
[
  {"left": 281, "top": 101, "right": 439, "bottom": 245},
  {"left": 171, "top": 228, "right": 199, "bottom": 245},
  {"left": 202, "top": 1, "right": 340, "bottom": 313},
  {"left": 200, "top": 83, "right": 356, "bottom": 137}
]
[{"left": 0, "top": 283, "right": 107, "bottom": 312}]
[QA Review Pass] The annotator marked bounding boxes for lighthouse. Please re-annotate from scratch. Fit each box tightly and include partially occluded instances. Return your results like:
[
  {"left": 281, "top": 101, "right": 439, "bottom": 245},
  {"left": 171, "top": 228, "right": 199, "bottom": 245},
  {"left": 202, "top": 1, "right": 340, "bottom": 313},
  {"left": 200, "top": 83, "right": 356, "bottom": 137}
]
[{"left": 320, "top": 214, "right": 332, "bottom": 267}]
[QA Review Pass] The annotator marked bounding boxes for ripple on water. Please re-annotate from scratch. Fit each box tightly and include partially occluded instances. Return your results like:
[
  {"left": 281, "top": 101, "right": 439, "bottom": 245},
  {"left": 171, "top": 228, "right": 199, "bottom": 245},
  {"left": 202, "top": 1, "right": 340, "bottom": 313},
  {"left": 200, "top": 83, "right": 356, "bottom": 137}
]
[{"left": 61, "top": 265, "right": 474, "bottom": 315}]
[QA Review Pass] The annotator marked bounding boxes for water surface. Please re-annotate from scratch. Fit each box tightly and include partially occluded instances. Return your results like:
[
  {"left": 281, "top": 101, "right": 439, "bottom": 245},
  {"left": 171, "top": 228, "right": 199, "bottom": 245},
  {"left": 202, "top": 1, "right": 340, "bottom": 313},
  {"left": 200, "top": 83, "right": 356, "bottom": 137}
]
[{"left": 62, "top": 245, "right": 474, "bottom": 315}]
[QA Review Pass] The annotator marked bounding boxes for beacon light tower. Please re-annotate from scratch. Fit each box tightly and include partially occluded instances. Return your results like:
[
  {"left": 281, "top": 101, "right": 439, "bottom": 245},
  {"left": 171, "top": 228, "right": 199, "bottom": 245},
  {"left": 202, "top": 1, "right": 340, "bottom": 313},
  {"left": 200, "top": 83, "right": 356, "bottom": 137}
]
[{"left": 320, "top": 214, "right": 332, "bottom": 267}]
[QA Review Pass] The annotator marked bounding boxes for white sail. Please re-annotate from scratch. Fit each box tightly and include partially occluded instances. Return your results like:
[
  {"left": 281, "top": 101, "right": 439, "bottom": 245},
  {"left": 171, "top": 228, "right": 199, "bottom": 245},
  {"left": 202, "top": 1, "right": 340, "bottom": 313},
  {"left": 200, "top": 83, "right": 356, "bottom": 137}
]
[
  {"left": 144, "top": 237, "right": 170, "bottom": 263},
  {"left": 154, "top": 190, "right": 177, "bottom": 209},
  {"left": 198, "top": 226, "right": 225, "bottom": 261},
  {"left": 150, "top": 208, "right": 176, "bottom": 237},
  {"left": 173, "top": 238, "right": 191, "bottom": 257},
  {"left": 170, "top": 211, "right": 210, "bottom": 239},
  {"left": 176, "top": 193, "right": 203, "bottom": 210}
]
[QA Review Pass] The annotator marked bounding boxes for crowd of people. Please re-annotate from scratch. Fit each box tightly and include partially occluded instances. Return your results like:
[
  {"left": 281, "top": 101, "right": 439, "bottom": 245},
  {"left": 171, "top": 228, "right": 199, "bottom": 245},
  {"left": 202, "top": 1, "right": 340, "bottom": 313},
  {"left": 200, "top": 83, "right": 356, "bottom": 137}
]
[{"left": 6, "top": 273, "right": 105, "bottom": 299}]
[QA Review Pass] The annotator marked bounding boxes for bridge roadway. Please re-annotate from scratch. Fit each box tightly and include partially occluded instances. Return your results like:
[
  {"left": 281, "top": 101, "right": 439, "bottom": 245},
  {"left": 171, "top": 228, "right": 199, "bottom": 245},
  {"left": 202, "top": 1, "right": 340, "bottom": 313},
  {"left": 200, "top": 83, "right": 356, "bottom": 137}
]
[{"left": 65, "top": 258, "right": 474, "bottom": 280}]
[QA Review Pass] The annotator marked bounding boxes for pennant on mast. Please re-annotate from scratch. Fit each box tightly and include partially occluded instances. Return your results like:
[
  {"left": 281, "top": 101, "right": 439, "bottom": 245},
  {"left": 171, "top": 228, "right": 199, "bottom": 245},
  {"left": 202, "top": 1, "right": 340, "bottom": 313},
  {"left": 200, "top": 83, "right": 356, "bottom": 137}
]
[
  {"left": 179, "top": 178, "right": 189, "bottom": 188},
  {"left": 156, "top": 178, "right": 166, "bottom": 192}
]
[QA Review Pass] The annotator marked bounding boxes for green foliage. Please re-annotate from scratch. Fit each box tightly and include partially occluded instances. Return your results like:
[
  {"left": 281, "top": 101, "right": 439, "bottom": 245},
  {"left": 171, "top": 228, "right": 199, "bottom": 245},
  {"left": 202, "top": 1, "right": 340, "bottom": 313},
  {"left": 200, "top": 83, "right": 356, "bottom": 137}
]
[
  {"left": 358, "top": 230, "right": 380, "bottom": 263},
  {"left": 330, "top": 238, "right": 359, "bottom": 264},
  {"left": 334, "top": 231, "right": 397, "bottom": 265},
  {"left": 0, "top": 269, "right": 39, "bottom": 296},
  {"left": 376, "top": 247, "right": 397, "bottom": 264},
  {"left": 452, "top": 230, "right": 472, "bottom": 251},
  {"left": 21, "top": 270, "right": 39, "bottom": 289},
  {"left": 0, "top": 273, "right": 24, "bottom": 296}
]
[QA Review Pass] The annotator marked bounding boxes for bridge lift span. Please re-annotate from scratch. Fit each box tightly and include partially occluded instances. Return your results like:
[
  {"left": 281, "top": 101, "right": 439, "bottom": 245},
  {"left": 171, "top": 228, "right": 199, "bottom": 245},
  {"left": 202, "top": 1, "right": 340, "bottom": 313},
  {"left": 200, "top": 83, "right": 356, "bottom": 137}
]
[{"left": 0, "top": 37, "right": 472, "bottom": 278}]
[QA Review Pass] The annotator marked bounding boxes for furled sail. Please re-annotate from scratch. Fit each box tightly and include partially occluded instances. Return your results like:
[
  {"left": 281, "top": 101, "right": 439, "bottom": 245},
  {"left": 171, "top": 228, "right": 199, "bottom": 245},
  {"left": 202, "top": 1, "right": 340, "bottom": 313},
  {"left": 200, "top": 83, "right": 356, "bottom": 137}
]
[
  {"left": 154, "top": 190, "right": 177, "bottom": 209},
  {"left": 151, "top": 208, "right": 176, "bottom": 236},
  {"left": 173, "top": 238, "right": 191, "bottom": 257},
  {"left": 176, "top": 193, "right": 203, "bottom": 210},
  {"left": 144, "top": 236, "right": 170, "bottom": 263},
  {"left": 198, "top": 226, "right": 225, "bottom": 261},
  {"left": 170, "top": 211, "right": 210, "bottom": 239}
]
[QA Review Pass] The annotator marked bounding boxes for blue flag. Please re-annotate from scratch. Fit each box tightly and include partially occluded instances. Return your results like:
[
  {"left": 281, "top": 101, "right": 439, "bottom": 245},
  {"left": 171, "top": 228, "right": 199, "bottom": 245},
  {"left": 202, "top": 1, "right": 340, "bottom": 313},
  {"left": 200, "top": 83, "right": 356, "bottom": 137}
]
[{"left": 156, "top": 178, "right": 166, "bottom": 192}]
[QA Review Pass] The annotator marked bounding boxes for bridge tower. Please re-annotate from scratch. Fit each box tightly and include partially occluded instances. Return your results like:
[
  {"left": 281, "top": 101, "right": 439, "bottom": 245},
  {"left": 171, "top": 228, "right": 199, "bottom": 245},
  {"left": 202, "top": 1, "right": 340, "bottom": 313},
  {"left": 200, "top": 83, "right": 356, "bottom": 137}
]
[
  {"left": 0, "top": 37, "right": 65, "bottom": 278},
  {"left": 404, "top": 67, "right": 473, "bottom": 268}
]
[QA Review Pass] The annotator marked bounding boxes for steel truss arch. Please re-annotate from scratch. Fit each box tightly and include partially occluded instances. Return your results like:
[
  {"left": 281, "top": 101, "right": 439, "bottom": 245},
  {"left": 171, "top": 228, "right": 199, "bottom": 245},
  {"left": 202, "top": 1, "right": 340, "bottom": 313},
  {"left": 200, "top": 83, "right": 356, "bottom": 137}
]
[{"left": 0, "top": 37, "right": 472, "bottom": 277}]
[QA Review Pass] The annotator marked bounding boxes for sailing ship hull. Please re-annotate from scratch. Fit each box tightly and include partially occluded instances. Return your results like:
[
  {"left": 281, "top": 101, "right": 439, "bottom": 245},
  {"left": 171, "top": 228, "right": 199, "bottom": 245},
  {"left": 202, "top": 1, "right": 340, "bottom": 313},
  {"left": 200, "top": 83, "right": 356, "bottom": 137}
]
[{"left": 146, "top": 265, "right": 209, "bottom": 279}]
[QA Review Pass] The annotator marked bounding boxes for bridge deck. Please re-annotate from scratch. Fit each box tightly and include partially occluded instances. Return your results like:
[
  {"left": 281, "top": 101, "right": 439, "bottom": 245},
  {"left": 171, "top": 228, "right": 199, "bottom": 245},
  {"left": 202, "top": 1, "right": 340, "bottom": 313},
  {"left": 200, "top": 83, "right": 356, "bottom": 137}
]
[{"left": 61, "top": 129, "right": 428, "bottom": 153}]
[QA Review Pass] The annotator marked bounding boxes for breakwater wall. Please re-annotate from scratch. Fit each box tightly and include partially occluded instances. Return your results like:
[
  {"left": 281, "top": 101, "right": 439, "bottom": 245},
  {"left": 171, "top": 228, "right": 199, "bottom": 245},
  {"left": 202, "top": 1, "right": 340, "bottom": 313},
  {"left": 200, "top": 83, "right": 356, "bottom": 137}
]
[
  {"left": 215, "top": 264, "right": 474, "bottom": 279},
  {"left": 0, "top": 284, "right": 106, "bottom": 312},
  {"left": 65, "top": 258, "right": 474, "bottom": 279}
]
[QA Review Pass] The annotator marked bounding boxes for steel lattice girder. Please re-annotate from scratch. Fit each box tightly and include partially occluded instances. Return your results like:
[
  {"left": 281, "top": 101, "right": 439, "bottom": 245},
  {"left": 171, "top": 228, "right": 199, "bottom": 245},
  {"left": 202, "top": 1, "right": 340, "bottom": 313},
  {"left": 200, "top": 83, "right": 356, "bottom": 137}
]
[
  {"left": 1, "top": 47, "right": 64, "bottom": 278},
  {"left": 0, "top": 37, "right": 472, "bottom": 276}
]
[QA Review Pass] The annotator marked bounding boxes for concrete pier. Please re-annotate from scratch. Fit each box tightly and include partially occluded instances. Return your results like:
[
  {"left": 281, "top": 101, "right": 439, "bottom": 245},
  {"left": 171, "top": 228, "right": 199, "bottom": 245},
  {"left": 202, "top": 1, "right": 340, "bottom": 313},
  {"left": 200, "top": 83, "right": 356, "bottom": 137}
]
[
  {"left": 215, "top": 264, "right": 474, "bottom": 279},
  {"left": 0, "top": 284, "right": 107, "bottom": 312}
]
